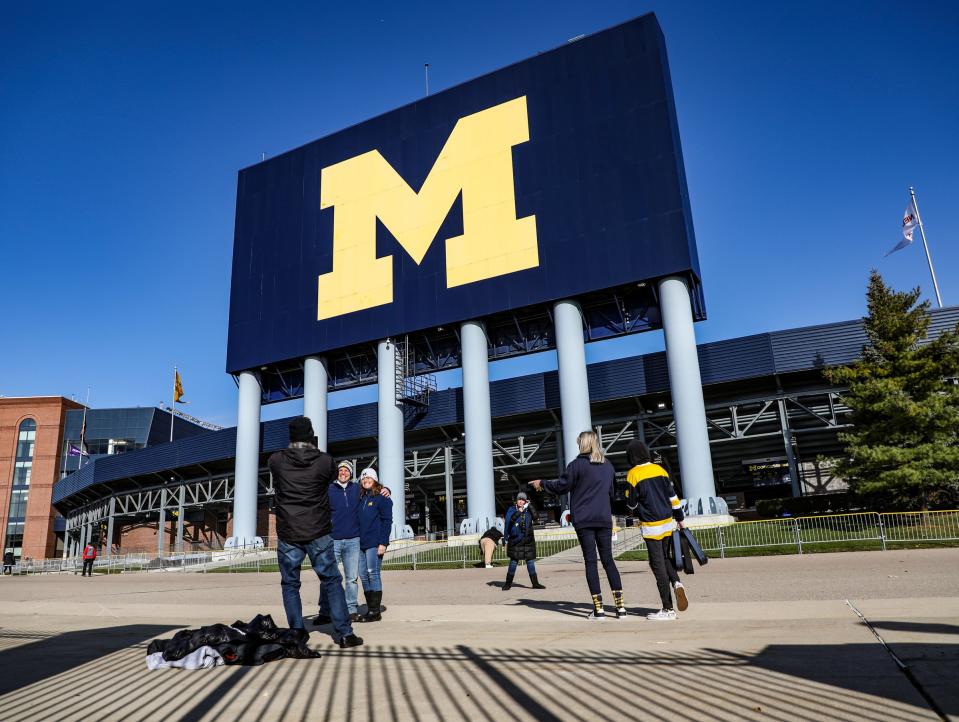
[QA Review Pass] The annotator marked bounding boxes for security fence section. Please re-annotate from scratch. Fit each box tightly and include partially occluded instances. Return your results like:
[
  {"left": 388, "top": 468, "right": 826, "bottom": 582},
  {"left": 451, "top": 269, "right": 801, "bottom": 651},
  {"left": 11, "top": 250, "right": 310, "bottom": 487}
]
[{"left": 3, "top": 511, "right": 957, "bottom": 576}]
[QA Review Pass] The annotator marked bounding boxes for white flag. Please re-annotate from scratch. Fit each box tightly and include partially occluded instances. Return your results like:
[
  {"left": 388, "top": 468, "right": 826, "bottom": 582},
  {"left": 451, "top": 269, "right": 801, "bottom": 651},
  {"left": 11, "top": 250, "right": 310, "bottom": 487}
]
[{"left": 885, "top": 199, "right": 919, "bottom": 256}]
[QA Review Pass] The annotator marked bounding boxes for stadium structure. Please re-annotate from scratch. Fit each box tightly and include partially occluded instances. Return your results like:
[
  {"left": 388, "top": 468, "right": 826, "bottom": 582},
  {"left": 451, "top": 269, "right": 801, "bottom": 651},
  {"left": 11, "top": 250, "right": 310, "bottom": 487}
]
[{"left": 44, "top": 13, "right": 959, "bottom": 557}]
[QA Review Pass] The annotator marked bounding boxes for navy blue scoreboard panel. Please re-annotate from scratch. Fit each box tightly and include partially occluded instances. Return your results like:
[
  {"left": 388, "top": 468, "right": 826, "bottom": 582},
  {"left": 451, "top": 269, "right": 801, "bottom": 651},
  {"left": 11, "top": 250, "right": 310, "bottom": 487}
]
[{"left": 227, "top": 13, "right": 702, "bottom": 374}]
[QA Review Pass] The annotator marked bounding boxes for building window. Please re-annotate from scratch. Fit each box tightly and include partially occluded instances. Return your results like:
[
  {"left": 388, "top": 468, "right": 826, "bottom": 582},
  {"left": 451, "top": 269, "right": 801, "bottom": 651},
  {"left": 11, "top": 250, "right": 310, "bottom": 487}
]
[{"left": 5, "top": 418, "right": 36, "bottom": 559}]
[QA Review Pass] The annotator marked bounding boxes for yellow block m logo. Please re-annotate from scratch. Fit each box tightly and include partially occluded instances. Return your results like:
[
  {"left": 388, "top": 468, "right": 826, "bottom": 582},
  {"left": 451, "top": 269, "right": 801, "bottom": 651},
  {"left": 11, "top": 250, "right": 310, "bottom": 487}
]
[{"left": 317, "top": 96, "right": 538, "bottom": 320}]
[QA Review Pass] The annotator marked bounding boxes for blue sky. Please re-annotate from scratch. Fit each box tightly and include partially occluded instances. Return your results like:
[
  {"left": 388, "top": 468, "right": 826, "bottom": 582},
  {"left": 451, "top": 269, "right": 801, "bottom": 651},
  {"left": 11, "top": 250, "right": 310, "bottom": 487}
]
[{"left": 1, "top": 1, "right": 957, "bottom": 427}]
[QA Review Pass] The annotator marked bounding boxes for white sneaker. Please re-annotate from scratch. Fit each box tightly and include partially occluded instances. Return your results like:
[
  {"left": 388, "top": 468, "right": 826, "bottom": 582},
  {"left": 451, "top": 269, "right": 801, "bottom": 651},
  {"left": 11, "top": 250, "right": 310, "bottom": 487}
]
[
  {"left": 615, "top": 608, "right": 628, "bottom": 619},
  {"left": 673, "top": 581, "right": 689, "bottom": 612},
  {"left": 647, "top": 609, "right": 677, "bottom": 621},
  {"left": 484, "top": 564, "right": 493, "bottom": 569},
  {"left": 586, "top": 611, "right": 606, "bottom": 621}
]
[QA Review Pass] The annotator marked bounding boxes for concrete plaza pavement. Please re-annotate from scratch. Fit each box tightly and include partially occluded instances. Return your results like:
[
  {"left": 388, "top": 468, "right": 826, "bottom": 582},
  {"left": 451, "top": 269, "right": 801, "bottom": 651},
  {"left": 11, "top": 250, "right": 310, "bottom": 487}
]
[{"left": 0, "top": 548, "right": 956, "bottom": 721}]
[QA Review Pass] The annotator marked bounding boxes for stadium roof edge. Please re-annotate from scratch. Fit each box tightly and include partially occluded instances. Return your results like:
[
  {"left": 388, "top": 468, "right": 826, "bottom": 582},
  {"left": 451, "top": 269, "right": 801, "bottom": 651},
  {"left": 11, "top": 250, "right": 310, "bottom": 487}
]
[{"left": 53, "top": 306, "right": 959, "bottom": 508}]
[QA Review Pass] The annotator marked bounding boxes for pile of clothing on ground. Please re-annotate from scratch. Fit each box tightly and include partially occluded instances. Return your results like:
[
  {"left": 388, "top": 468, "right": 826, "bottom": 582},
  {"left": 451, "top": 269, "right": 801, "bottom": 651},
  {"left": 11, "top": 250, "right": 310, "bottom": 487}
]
[{"left": 146, "top": 614, "right": 321, "bottom": 670}]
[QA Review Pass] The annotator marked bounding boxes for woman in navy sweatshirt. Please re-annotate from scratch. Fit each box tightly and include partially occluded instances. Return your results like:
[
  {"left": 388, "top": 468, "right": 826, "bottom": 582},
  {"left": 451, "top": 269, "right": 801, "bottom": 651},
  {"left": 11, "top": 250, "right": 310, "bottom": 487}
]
[
  {"left": 530, "top": 431, "right": 626, "bottom": 620},
  {"left": 356, "top": 468, "right": 392, "bottom": 622}
]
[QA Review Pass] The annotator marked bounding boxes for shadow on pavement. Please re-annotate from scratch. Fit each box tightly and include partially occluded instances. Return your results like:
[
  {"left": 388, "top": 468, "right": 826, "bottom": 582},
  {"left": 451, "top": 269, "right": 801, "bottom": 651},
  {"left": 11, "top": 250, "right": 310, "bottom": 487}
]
[
  {"left": 869, "top": 620, "right": 959, "bottom": 636},
  {"left": 515, "top": 597, "right": 658, "bottom": 618},
  {"left": 0, "top": 624, "right": 176, "bottom": 696},
  {"left": 0, "top": 635, "right": 953, "bottom": 720},
  {"left": 725, "top": 643, "right": 958, "bottom": 718}
]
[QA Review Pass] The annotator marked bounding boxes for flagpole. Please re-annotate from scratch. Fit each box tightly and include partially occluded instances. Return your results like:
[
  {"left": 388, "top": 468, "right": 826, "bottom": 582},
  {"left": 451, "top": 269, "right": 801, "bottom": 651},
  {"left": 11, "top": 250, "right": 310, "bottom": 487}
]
[
  {"left": 910, "top": 187, "right": 944, "bottom": 309},
  {"left": 78, "top": 387, "right": 90, "bottom": 469},
  {"left": 170, "top": 365, "right": 176, "bottom": 442}
]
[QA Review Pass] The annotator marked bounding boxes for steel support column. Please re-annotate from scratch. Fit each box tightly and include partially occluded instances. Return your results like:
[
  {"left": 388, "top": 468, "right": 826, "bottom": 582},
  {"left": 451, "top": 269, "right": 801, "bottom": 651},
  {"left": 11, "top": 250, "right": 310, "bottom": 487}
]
[
  {"left": 378, "top": 339, "right": 409, "bottom": 539},
  {"left": 553, "top": 299, "right": 593, "bottom": 464},
  {"left": 460, "top": 320, "right": 497, "bottom": 534},
  {"left": 106, "top": 497, "right": 115, "bottom": 558},
  {"left": 176, "top": 485, "right": 186, "bottom": 553},
  {"left": 157, "top": 489, "right": 167, "bottom": 557},
  {"left": 778, "top": 399, "right": 802, "bottom": 498},
  {"left": 228, "top": 370, "right": 263, "bottom": 549},
  {"left": 303, "top": 356, "right": 329, "bottom": 450},
  {"left": 444, "top": 446, "right": 454, "bottom": 538},
  {"left": 658, "top": 276, "right": 724, "bottom": 515}
]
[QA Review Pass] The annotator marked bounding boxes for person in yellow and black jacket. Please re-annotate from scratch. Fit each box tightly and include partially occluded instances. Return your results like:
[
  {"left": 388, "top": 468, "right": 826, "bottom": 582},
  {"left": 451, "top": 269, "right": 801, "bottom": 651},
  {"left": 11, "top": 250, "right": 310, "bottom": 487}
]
[{"left": 625, "top": 439, "right": 689, "bottom": 621}]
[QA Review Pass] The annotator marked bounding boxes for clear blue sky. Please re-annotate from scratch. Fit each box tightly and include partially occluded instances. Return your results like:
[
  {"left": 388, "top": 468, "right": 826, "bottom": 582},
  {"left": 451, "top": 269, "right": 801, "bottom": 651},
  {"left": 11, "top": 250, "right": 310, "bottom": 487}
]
[{"left": 2, "top": 1, "right": 956, "bottom": 427}]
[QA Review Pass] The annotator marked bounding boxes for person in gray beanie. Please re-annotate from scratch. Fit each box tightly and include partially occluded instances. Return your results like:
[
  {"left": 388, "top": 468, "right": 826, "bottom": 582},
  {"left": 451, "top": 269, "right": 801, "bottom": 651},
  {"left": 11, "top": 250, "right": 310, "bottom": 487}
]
[{"left": 502, "top": 492, "right": 545, "bottom": 590}]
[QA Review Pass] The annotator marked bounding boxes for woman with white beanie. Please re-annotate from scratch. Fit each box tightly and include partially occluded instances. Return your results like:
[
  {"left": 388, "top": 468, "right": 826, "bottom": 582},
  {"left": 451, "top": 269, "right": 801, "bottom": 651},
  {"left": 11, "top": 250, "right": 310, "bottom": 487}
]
[{"left": 356, "top": 468, "right": 392, "bottom": 622}]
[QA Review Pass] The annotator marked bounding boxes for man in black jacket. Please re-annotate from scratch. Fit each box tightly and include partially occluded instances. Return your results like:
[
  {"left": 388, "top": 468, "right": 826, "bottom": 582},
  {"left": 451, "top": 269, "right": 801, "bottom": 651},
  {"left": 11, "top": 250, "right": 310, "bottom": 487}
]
[{"left": 269, "top": 417, "right": 362, "bottom": 649}]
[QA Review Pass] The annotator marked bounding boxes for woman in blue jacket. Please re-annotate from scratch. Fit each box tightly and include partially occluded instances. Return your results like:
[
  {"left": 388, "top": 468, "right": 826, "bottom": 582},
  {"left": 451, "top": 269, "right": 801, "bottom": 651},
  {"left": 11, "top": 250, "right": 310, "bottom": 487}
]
[
  {"left": 502, "top": 492, "right": 545, "bottom": 590},
  {"left": 531, "top": 430, "right": 625, "bottom": 620},
  {"left": 356, "top": 468, "right": 392, "bottom": 622}
]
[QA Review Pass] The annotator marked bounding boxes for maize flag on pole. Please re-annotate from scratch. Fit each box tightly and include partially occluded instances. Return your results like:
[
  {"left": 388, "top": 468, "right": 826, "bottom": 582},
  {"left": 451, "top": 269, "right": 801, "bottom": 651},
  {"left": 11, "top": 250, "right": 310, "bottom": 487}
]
[{"left": 174, "top": 370, "right": 186, "bottom": 404}]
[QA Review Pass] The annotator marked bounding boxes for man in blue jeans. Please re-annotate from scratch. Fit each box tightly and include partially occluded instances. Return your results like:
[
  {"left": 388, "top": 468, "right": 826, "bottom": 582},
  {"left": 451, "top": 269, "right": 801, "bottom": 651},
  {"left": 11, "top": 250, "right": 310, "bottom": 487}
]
[{"left": 269, "top": 417, "right": 362, "bottom": 648}]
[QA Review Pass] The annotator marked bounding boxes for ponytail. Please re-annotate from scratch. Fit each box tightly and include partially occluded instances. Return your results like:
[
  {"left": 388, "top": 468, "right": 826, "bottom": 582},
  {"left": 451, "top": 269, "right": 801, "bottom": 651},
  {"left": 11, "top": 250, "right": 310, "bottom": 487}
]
[{"left": 577, "top": 430, "right": 605, "bottom": 464}]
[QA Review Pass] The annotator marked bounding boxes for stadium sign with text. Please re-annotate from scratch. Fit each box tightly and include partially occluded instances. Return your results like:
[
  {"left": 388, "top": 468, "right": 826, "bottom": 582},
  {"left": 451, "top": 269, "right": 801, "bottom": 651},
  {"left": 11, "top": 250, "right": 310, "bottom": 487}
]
[{"left": 227, "top": 13, "right": 701, "bottom": 374}]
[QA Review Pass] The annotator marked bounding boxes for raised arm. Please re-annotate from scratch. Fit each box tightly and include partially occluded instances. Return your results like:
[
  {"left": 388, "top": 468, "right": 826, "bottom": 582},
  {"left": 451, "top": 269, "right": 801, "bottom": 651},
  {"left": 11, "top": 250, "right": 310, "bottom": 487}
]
[{"left": 534, "top": 462, "right": 576, "bottom": 496}]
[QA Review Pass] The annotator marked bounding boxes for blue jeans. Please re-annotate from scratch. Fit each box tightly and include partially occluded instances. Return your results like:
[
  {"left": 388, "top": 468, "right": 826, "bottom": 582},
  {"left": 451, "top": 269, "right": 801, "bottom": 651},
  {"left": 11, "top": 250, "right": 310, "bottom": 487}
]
[
  {"left": 319, "top": 537, "right": 360, "bottom": 615},
  {"left": 277, "top": 535, "right": 352, "bottom": 639},
  {"left": 507, "top": 559, "right": 537, "bottom": 577},
  {"left": 359, "top": 546, "right": 383, "bottom": 592}
]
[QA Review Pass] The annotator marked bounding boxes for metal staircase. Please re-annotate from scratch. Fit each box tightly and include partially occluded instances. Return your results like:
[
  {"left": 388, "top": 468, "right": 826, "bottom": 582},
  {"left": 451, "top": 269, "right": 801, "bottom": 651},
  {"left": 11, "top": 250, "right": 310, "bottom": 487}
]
[{"left": 393, "top": 336, "right": 437, "bottom": 408}]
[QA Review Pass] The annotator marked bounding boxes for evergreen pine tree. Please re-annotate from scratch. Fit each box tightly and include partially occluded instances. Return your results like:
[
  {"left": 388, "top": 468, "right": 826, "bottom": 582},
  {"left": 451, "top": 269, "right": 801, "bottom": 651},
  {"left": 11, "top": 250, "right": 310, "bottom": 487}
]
[{"left": 825, "top": 271, "right": 959, "bottom": 509}]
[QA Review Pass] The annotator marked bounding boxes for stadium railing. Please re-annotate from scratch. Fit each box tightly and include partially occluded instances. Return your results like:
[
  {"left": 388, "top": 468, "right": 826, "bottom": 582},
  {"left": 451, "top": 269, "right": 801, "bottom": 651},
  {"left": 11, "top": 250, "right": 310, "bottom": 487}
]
[{"left": 4, "top": 510, "right": 956, "bottom": 576}]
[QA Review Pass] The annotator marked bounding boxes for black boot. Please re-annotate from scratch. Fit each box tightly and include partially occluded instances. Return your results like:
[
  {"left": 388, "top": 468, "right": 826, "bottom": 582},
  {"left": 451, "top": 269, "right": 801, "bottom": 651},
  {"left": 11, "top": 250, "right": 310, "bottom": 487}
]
[
  {"left": 337, "top": 634, "right": 364, "bottom": 648},
  {"left": 312, "top": 612, "right": 332, "bottom": 626},
  {"left": 503, "top": 573, "right": 514, "bottom": 591},
  {"left": 359, "top": 591, "right": 382, "bottom": 622},
  {"left": 530, "top": 574, "right": 545, "bottom": 589}
]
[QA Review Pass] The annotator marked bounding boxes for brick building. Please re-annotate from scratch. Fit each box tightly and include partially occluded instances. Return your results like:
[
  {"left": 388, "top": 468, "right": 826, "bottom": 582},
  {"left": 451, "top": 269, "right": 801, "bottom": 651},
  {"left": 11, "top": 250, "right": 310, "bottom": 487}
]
[
  {"left": 0, "top": 397, "right": 81, "bottom": 560},
  {"left": 1, "top": 398, "right": 206, "bottom": 561}
]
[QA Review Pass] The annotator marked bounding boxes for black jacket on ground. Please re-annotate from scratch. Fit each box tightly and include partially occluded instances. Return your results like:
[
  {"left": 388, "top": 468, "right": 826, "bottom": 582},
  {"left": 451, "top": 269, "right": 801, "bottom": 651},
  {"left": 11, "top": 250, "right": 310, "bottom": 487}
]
[
  {"left": 268, "top": 445, "right": 335, "bottom": 543},
  {"left": 504, "top": 506, "right": 537, "bottom": 561},
  {"left": 541, "top": 453, "right": 615, "bottom": 528},
  {"left": 147, "top": 614, "right": 319, "bottom": 665}
]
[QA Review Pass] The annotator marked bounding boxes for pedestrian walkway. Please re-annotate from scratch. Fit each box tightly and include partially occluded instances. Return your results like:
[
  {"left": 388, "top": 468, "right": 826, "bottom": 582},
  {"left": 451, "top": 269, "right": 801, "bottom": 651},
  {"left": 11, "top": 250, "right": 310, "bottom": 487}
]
[{"left": 1, "top": 549, "right": 956, "bottom": 720}]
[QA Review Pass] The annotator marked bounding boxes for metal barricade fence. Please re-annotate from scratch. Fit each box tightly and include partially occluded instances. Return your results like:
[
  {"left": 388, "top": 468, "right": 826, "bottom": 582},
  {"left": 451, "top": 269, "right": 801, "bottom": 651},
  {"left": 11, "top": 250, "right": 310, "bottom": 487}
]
[
  {"left": 880, "top": 510, "right": 959, "bottom": 544},
  {"left": 5, "top": 510, "right": 958, "bottom": 575}
]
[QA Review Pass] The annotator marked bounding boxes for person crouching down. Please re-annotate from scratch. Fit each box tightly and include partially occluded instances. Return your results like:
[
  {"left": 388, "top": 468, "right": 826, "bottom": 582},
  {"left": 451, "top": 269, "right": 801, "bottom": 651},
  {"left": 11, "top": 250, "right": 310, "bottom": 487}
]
[
  {"left": 625, "top": 440, "right": 688, "bottom": 621},
  {"left": 478, "top": 526, "right": 503, "bottom": 568},
  {"left": 502, "top": 492, "right": 545, "bottom": 591},
  {"left": 356, "top": 468, "right": 392, "bottom": 623}
]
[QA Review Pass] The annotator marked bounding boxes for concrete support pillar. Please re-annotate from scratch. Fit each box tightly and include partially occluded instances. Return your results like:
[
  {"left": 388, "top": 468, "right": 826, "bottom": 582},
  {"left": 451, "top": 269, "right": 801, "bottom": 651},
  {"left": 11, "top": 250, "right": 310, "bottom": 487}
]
[
  {"left": 79, "top": 523, "right": 87, "bottom": 556},
  {"left": 157, "top": 489, "right": 167, "bottom": 557},
  {"left": 303, "top": 356, "right": 329, "bottom": 450},
  {"left": 378, "top": 339, "right": 409, "bottom": 539},
  {"left": 553, "top": 299, "right": 593, "bottom": 465},
  {"left": 460, "top": 320, "right": 497, "bottom": 535},
  {"left": 228, "top": 370, "right": 263, "bottom": 549},
  {"left": 658, "top": 276, "right": 725, "bottom": 516},
  {"left": 176, "top": 486, "right": 186, "bottom": 553},
  {"left": 106, "top": 497, "right": 115, "bottom": 558}
]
